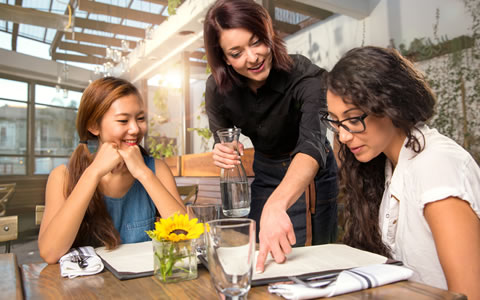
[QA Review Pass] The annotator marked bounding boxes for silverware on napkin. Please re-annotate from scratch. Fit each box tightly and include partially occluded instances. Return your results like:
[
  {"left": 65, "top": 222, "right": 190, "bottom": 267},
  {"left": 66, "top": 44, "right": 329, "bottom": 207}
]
[{"left": 287, "top": 273, "right": 339, "bottom": 289}]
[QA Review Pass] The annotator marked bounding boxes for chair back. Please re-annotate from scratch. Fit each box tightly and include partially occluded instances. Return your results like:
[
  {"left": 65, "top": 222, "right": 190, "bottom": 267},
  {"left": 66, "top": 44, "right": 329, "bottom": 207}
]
[
  {"left": 0, "top": 183, "right": 16, "bottom": 217},
  {"left": 177, "top": 184, "right": 199, "bottom": 205}
]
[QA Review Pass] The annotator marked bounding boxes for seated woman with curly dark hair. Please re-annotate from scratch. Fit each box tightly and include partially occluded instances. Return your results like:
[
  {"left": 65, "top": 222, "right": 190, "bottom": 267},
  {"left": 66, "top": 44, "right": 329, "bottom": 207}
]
[{"left": 323, "top": 46, "right": 480, "bottom": 300}]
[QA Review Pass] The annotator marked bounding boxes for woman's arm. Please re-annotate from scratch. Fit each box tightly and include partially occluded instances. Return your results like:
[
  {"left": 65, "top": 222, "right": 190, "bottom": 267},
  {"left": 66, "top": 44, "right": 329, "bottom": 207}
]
[
  {"left": 255, "top": 153, "right": 319, "bottom": 272},
  {"left": 38, "top": 165, "right": 102, "bottom": 264},
  {"left": 118, "top": 146, "right": 186, "bottom": 217},
  {"left": 424, "top": 197, "right": 480, "bottom": 300},
  {"left": 38, "top": 143, "right": 123, "bottom": 264}
]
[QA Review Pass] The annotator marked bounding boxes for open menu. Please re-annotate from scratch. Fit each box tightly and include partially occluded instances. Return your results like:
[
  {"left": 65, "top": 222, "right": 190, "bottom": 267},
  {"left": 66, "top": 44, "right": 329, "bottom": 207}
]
[
  {"left": 96, "top": 242, "right": 390, "bottom": 283},
  {"left": 96, "top": 241, "right": 154, "bottom": 280}
]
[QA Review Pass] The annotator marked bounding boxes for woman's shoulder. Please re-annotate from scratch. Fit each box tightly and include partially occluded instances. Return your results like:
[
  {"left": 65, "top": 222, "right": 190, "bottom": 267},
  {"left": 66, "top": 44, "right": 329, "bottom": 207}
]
[
  {"left": 288, "top": 54, "right": 326, "bottom": 78},
  {"left": 49, "top": 164, "right": 68, "bottom": 178},
  {"left": 407, "top": 127, "right": 477, "bottom": 178}
]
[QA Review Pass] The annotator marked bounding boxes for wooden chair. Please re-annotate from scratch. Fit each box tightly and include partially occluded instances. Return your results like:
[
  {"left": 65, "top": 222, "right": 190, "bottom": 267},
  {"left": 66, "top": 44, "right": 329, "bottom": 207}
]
[
  {"left": 0, "top": 215, "right": 18, "bottom": 253},
  {"left": 0, "top": 183, "right": 16, "bottom": 217},
  {"left": 177, "top": 184, "right": 199, "bottom": 205},
  {"left": 0, "top": 183, "right": 17, "bottom": 253},
  {"left": 35, "top": 205, "right": 45, "bottom": 226}
]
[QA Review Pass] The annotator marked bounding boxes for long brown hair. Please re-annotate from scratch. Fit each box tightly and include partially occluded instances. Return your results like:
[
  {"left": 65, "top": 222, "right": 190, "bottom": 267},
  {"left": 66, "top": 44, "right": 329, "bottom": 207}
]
[
  {"left": 326, "top": 46, "right": 436, "bottom": 257},
  {"left": 67, "top": 77, "right": 143, "bottom": 249},
  {"left": 203, "top": 0, "right": 293, "bottom": 94}
]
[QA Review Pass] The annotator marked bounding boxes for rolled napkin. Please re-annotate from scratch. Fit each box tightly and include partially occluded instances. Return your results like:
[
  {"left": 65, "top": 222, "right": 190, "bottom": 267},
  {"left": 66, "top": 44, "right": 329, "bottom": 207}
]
[
  {"left": 268, "top": 263, "right": 413, "bottom": 300},
  {"left": 59, "top": 246, "right": 104, "bottom": 279}
]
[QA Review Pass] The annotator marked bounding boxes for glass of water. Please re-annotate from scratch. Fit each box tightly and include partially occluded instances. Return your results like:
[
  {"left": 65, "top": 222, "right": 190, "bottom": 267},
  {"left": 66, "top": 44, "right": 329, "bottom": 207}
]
[
  {"left": 206, "top": 218, "right": 256, "bottom": 300},
  {"left": 187, "top": 203, "right": 221, "bottom": 256}
]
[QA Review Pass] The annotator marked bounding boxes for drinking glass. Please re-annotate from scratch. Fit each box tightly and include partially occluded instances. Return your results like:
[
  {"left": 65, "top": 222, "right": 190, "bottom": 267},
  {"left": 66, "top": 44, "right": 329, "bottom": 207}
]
[
  {"left": 187, "top": 203, "right": 221, "bottom": 256},
  {"left": 206, "top": 218, "right": 256, "bottom": 300}
]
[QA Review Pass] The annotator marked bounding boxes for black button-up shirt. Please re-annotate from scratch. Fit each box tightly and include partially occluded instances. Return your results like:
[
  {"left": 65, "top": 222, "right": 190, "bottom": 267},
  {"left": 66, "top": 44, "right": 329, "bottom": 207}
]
[{"left": 205, "top": 54, "right": 329, "bottom": 168}]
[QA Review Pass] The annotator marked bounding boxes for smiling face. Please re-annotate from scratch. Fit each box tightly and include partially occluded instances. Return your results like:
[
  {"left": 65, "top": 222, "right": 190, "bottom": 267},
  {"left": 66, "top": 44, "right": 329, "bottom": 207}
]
[
  {"left": 326, "top": 89, "right": 406, "bottom": 165},
  {"left": 90, "top": 94, "right": 147, "bottom": 149},
  {"left": 219, "top": 27, "right": 272, "bottom": 91}
]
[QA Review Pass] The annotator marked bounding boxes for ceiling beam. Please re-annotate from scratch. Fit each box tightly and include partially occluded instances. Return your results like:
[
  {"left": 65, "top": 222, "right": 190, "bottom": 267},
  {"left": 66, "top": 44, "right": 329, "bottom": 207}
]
[
  {"left": 294, "top": 0, "right": 372, "bottom": 20},
  {"left": 50, "top": 0, "right": 75, "bottom": 63},
  {"left": 273, "top": 20, "right": 301, "bottom": 35},
  {"left": 58, "top": 41, "right": 108, "bottom": 57},
  {"left": 189, "top": 51, "right": 206, "bottom": 60},
  {"left": 275, "top": 0, "right": 333, "bottom": 20},
  {"left": 0, "top": 3, "right": 69, "bottom": 30},
  {"left": 52, "top": 52, "right": 107, "bottom": 65},
  {"left": 11, "top": 23, "right": 19, "bottom": 51},
  {"left": 64, "top": 32, "right": 137, "bottom": 49},
  {"left": 11, "top": 0, "right": 22, "bottom": 52},
  {"left": 141, "top": 0, "right": 168, "bottom": 5},
  {"left": 75, "top": 17, "right": 146, "bottom": 38},
  {"left": 77, "top": 0, "right": 166, "bottom": 25}
]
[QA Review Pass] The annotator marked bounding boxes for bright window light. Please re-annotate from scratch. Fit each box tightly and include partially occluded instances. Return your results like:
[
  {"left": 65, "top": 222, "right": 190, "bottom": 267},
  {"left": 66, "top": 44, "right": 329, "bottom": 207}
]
[
  {"left": 17, "top": 37, "right": 50, "bottom": 60},
  {"left": 148, "top": 71, "right": 182, "bottom": 89}
]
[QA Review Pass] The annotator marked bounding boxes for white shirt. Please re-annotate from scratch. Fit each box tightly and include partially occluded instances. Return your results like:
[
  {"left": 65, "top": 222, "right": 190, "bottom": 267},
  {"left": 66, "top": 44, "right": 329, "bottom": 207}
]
[{"left": 379, "top": 125, "right": 480, "bottom": 289}]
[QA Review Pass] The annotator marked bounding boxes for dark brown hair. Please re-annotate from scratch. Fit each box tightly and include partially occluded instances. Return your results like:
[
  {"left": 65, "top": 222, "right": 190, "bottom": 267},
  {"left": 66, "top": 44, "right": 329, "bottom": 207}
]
[
  {"left": 326, "top": 46, "right": 436, "bottom": 257},
  {"left": 68, "top": 76, "right": 145, "bottom": 249},
  {"left": 203, "top": 0, "right": 293, "bottom": 94}
]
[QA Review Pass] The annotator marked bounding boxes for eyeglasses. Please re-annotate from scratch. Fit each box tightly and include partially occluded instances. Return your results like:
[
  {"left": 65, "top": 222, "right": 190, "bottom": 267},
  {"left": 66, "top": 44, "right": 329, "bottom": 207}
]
[{"left": 321, "top": 113, "right": 368, "bottom": 133}]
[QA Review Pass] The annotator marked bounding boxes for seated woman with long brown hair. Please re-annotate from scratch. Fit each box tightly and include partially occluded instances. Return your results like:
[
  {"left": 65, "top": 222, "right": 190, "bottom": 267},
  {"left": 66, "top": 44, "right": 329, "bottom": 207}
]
[
  {"left": 39, "top": 77, "right": 186, "bottom": 264},
  {"left": 324, "top": 46, "right": 480, "bottom": 300}
]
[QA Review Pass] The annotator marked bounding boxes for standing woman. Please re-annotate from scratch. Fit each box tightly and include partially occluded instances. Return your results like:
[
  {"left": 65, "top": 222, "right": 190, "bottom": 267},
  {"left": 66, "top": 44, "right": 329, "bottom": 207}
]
[
  {"left": 324, "top": 46, "right": 480, "bottom": 299},
  {"left": 204, "top": 0, "right": 338, "bottom": 272},
  {"left": 39, "top": 77, "right": 186, "bottom": 264}
]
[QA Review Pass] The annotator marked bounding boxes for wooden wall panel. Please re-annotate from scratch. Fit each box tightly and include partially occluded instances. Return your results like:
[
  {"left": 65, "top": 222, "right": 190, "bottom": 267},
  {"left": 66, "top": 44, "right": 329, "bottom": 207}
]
[
  {"left": 163, "top": 156, "right": 180, "bottom": 176},
  {"left": 0, "top": 177, "right": 48, "bottom": 213},
  {"left": 180, "top": 148, "right": 255, "bottom": 177},
  {"left": 175, "top": 176, "right": 254, "bottom": 204}
]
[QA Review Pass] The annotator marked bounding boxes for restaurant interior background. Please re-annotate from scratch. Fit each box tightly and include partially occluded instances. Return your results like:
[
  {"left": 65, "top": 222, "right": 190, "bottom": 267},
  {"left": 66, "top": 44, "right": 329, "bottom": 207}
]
[{"left": 0, "top": 0, "right": 478, "bottom": 263}]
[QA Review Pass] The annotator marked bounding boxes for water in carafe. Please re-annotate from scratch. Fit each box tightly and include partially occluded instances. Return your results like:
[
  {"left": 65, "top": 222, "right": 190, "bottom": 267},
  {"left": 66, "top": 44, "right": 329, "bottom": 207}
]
[{"left": 217, "top": 128, "right": 250, "bottom": 217}]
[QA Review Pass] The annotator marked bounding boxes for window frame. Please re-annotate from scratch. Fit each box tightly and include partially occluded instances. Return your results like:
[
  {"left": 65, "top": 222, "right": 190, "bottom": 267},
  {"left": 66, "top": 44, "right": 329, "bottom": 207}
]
[{"left": 0, "top": 72, "right": 84, "bottom": 177}]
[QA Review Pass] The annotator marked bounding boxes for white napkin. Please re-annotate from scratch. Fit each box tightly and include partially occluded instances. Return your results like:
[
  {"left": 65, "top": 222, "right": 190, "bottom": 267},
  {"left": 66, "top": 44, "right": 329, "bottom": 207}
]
[
  {"left": 59, "top": 246, "right": 104, "bottom": 279},
  {"left": 268, "top": 264, "right": 413, "bottom": 300}
]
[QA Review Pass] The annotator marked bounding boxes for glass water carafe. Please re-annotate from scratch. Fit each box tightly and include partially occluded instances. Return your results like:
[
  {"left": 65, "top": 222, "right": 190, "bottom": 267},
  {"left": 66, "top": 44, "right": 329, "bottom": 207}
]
[{"left": 216, "top": 128, "right": 250, "bottom": 217}]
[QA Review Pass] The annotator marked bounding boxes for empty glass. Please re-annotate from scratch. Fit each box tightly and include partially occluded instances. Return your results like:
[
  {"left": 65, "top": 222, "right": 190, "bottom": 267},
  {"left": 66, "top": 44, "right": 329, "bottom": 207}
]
[
  {"left": 206, "top": 218, "right": 256, "bottom": 300},
  {"left": 187, "top": 203, "right": 221, "bottom": 256},
  {"left": 216, "top": 128, "right": 250, "bottom": 217}
]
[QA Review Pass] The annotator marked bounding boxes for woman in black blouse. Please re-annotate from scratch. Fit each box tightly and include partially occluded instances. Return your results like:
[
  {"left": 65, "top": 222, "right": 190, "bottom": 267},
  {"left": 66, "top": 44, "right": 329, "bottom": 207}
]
[{"left": 204, "top": 0, "right": 338, "bottom": 272}]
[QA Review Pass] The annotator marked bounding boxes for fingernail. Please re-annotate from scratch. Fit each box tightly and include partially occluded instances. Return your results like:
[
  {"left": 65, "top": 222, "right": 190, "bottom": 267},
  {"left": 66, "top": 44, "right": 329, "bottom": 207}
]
[{"left": 255, "top": 268, "right": 263, "bottom": 274}]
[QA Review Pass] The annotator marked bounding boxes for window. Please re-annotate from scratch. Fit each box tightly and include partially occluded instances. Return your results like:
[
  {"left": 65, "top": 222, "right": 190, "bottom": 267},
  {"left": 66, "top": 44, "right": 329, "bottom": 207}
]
[
  {"left": 0, "top": 78, "right": 28, "bottom": 175},
  {"left": 34, "top": 84, "right": 81, "bottom": 174},
  {"left": 0, "top": 75, "right": 82, "bottom": 176}
]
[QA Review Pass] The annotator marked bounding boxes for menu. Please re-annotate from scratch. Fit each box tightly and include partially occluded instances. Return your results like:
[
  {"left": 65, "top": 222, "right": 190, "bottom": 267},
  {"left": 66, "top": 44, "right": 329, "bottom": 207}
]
[{"left": 96, "top": 242, "right": 390, "bottom": 283}]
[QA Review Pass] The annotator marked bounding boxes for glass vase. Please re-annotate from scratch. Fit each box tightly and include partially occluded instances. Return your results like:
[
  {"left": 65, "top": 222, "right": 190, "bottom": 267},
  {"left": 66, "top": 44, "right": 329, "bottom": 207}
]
[{"left": 152, "top": 239, "right": 198, "bottom": 283}]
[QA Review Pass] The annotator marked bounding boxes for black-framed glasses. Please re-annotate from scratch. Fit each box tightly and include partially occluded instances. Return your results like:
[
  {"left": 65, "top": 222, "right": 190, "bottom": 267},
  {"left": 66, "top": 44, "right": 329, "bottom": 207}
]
[{"left": 321, "top": 113, "right": 368, "bottom": 133}]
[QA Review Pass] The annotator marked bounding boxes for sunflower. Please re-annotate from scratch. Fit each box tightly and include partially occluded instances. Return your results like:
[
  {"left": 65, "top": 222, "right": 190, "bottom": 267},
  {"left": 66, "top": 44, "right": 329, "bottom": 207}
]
[{"left": 146, "top": 213, "right": 205, "bottom": 242}]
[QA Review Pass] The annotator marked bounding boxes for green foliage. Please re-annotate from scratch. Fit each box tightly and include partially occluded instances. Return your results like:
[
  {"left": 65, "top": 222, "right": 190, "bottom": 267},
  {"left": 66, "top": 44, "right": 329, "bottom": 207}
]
[
  {"left": 393, "top": 1, "right": 480, "bottom": 163},
  {"left": 167, "top": 0, "right": 182, "bottom": 16},
  {"left": 148, "top": 85, "right": 178, "bottom": 158},
  {"left": 425, "top": 1, "right": 480, "bottom": 163},
  {"left": 148, "top": 137, "right": 177, "bottom": 159},
  {"left": 187, "top": 54, "right": 213, "bottom": 152}
]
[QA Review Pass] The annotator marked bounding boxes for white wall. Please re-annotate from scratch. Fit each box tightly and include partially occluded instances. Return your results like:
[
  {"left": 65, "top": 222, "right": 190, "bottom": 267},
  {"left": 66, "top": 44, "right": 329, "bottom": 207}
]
[{"left": 286, "top": 0, "right": 472, "bottom": 70}]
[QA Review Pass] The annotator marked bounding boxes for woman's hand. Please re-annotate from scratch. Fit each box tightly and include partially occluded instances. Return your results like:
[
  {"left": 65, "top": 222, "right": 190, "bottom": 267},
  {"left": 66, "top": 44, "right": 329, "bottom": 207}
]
[
  {"left": 212, "top": 142, "right": 244, "bottom": 169},
  {"left": 89, "top": 142, "right": 124, "bottom": 177},
  {"left": 118, "top": 145, "right": 150, "bottom": 179}
]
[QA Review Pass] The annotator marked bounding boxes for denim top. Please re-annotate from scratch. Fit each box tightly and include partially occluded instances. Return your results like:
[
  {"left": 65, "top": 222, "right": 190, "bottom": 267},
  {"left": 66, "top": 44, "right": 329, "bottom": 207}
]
[{"left": 104, "top": 155, "right": 156, "bottom": 244}]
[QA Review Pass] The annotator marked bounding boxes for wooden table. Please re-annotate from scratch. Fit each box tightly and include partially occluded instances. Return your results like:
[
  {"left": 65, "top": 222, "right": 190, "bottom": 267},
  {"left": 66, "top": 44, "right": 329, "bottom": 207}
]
[
  {"left": 0, "top": 253, "right": 23, "bottom": 300},
  {"left": 20, "top": 262, "right": 466, "bottom": 300}
]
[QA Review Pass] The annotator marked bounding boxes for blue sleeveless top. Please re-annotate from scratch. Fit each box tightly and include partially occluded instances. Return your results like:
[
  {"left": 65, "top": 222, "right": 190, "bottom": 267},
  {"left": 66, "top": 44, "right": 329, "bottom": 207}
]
[{"left": 104, "top": 155, "right": 157, "bottom": 244}]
